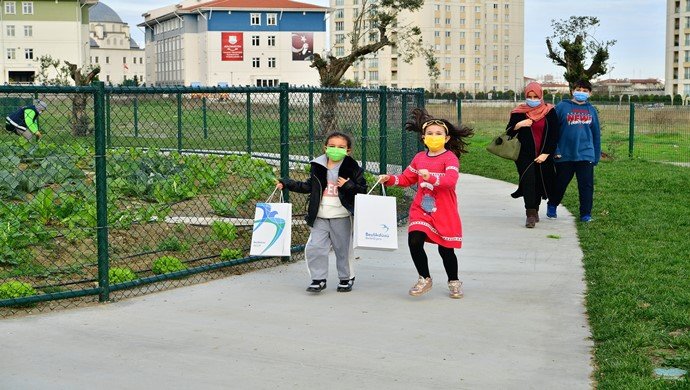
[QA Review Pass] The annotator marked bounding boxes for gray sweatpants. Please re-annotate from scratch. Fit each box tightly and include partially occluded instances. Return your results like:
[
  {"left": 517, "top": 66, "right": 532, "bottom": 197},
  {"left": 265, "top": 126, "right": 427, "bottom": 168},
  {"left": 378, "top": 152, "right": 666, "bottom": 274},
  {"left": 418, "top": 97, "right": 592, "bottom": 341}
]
[{"left": 304, "top": 217, "right": 354, "bottom": 281}]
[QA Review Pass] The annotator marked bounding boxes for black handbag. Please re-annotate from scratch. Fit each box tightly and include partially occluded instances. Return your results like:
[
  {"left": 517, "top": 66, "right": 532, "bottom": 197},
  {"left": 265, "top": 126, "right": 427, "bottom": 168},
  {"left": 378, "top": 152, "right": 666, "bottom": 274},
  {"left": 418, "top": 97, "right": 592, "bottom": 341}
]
[{"left": 486, "top": 133, "right": 520, "bottom": 161}]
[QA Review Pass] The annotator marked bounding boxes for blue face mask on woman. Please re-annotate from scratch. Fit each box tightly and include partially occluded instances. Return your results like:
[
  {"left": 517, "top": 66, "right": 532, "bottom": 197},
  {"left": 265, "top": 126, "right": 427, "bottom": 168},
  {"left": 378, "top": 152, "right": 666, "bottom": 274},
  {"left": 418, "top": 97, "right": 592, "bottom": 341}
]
[
  {"left": 525, "top": 98, "right": 542, "bottom": 108},
  {"left": 573, "top": 91, "right": 590, "bottom": 102}
]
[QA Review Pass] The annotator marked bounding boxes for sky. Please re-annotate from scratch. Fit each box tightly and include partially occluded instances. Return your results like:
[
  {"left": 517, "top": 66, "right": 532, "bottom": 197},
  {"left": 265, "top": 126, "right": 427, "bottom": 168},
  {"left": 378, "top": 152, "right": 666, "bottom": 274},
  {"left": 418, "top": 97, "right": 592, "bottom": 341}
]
[{"left": 113, "top": 0, "right": 666, "bottom": 81}]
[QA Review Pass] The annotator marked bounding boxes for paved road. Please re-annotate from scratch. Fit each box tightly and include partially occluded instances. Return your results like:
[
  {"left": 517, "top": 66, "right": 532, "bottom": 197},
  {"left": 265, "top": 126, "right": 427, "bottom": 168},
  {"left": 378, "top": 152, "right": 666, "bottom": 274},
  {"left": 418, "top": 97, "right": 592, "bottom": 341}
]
[{"left": 0, "top": 174, "right": 593, "bottom": 389}]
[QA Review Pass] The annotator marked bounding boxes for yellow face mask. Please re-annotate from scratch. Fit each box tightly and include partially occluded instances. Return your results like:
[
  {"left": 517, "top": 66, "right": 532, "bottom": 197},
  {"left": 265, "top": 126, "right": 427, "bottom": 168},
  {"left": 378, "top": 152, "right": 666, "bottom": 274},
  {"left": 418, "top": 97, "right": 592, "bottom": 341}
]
[{"left": 424, "top": 135, "right": 447, "bottom": 152}]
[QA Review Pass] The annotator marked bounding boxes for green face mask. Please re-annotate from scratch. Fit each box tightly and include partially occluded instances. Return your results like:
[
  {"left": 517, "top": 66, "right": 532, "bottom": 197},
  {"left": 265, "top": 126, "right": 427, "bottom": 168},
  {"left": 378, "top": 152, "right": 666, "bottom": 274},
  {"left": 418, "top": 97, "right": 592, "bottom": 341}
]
[{"left": 325, "top": 146, "right": 348, "bottom": 161}]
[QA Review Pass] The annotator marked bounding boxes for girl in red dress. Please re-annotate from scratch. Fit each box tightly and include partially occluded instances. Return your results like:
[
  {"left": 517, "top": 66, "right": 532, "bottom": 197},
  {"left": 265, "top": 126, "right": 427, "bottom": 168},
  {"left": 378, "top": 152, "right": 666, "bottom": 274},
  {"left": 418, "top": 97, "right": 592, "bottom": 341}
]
[{"left": 380, "top": 108, "right": 473, "bottom": 298}]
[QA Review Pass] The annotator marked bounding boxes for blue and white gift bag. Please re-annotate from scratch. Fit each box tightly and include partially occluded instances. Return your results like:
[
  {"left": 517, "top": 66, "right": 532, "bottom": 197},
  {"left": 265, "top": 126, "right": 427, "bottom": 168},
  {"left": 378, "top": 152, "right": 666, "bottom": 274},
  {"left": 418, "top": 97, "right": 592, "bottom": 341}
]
[{"left": 250, "top": 191, "right": 292, "bottom": 257}]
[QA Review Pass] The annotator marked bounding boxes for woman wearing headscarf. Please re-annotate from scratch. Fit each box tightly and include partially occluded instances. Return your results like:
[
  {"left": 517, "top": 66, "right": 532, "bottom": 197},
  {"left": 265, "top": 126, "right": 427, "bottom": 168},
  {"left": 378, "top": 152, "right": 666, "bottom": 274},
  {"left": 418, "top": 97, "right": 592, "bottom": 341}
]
[{"left": 505, "top": 82, "right": 560, "bottom": 228}]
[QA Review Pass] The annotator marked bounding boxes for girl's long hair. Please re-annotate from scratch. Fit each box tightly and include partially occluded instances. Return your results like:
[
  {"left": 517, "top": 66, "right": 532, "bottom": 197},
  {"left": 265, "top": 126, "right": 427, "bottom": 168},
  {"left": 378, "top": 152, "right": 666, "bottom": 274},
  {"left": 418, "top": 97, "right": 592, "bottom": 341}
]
[{"left": 404, "top": 107, "right": 474, "bottom": 157}]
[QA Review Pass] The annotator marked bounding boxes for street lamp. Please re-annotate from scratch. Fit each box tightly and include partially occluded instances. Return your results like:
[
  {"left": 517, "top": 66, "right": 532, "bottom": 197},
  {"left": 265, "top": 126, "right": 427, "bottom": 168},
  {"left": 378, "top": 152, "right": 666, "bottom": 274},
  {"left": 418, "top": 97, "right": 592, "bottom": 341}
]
[{"left": 513, "top": 54, "right": 521, "bottom": 101}]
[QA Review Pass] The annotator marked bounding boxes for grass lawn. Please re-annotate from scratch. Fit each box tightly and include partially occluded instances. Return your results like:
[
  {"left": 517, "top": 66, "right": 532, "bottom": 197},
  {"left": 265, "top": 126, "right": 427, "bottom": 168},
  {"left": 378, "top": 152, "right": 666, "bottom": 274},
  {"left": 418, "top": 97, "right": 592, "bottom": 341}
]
[{"left": 461, "top": 141, "right": 690, "bottom": 388}]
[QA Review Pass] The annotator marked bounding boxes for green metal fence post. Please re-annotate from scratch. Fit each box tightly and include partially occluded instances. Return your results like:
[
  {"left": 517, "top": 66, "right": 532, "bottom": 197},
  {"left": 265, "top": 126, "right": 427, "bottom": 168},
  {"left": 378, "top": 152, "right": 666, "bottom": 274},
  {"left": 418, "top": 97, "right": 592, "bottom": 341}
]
[
  {"left": 415, "top": 88, "right": 425, "bottom": 151},
  {"left": 629, "top": 102, "right": 635, "bottom": 158},
  {"left": 457, "top": 98, "right": 462, "bottom": 125},
  {"left": 401, "top": 91, "right": 408, "bottom": 167},
  {"left": 133, "top": 96, "right": 139, "bottom": 137},
  {"left": 308, "top": 92, "right": 314, "bottom": 159},
  {"left": 202, "top": 97, "right": 208, "bottom": 139},
  {"left": 378, "top": 86, "right": 388, "bottom": 174},
  {"left": 361, "top": 91, "right": 368, "bottom": 169},
  {"left": 246, "top": 91, "right": 252, "bottom": 154},
  {"left": 177, "top": 92, "right": 183, "bottom": 151},
  {"left": 93, "top": 81, "right": 110, "bottom": 302},
  {"left": 279, "top": 83, "right": 290, "bottom": 202},
  {"left": 106, "top": 92, "right": 111, "bottom": 148}
]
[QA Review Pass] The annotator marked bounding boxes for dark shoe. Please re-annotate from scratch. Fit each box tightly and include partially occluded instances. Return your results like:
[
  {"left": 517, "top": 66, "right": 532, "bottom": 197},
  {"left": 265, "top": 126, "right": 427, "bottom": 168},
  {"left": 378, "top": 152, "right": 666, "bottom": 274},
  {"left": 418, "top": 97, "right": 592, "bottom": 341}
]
[
  {"left": 580, "top": 215, "right": 592, "bottom": 223},
  {"left": 525, "top": 209, "right": 537, "bottom": 228},
  {"left": 546, "top": 204, "right": 557, "bottom": 219},
  {"left": 337, "top": 277, "right": 355, "bottom": 292},
  {"left": 306, "top": 279, "right": 326, "bottom": 292}
]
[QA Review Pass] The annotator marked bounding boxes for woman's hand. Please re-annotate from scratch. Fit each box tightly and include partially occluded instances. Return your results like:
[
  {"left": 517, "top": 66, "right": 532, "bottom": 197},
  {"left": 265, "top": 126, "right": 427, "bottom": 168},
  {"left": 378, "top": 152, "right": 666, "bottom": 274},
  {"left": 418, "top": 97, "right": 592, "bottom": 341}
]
[
  {"left": 275, "top": 180, "right": 284, "bottom": 190},
  {"left": 418, "top": 169, "right": 430, "bottom": 180},
  {"left": 378, "top": 174, "right": 390, "bottom": 183},
  {"left": 514, "top": 119, "right": 533, "bottom": 129},
  {"left": 534, "top": 153, "right": 549, "bottom": 164},
  {"left": 336, "top": 177, "right": 349, "bottom": 187}
]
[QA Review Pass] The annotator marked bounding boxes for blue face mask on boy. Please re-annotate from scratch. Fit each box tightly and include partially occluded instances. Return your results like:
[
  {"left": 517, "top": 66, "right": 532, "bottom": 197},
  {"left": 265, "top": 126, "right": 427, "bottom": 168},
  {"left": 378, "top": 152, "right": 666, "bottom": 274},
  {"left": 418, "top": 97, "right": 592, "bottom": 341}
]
[
  {"left": 573, "top": 91, "right": 590, "bottom": 102},
  {"left": 525, "top": 98, "right": 542, "bottom": 108}
]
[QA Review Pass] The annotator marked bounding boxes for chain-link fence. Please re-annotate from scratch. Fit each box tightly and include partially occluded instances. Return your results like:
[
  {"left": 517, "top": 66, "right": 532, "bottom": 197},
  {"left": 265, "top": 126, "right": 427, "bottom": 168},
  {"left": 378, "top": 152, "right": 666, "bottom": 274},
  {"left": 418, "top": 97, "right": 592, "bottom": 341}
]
[
  {"left": 0, "top": 84, "right": 423, "bottom": 314},
  {"left": 426, "top": 100, "right": 690, "bottom": 164}
]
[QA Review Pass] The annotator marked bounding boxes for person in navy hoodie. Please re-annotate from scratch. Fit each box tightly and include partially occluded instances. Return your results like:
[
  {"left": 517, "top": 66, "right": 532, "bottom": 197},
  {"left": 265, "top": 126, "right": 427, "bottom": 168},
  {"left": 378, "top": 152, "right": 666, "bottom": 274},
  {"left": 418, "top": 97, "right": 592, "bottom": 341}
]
[
  {"left": 5, "top": 99, "right": 47, "bottom": 141},
  {"left": 546, "top": 79, "right": 601, "bottom": 223}
]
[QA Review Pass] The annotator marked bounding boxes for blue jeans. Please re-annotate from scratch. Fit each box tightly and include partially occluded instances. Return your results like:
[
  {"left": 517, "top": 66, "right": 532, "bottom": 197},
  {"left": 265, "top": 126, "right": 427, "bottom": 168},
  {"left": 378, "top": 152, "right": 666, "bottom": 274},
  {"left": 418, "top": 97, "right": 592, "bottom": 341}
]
[{"left": 548, "top": 161, "right": 594, "bottom": 217}]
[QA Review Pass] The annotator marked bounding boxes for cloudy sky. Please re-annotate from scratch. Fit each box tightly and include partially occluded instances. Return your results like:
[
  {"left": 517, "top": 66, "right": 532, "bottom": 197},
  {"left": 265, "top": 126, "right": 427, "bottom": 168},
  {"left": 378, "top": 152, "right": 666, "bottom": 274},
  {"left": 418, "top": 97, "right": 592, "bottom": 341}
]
[{"left": 112, "top": 0, "right": 666, "bottom": 80}]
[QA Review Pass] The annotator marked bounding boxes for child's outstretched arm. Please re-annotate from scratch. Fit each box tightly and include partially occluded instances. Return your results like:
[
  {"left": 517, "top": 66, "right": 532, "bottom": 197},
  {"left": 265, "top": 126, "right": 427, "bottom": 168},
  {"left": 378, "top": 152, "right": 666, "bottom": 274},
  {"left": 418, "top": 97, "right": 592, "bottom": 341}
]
[
  {"left": 277, "top": 177, "right": 312, "bottom": 194},
  {"left": 380, "top": 160, "right": 419, "bottom": 187}
]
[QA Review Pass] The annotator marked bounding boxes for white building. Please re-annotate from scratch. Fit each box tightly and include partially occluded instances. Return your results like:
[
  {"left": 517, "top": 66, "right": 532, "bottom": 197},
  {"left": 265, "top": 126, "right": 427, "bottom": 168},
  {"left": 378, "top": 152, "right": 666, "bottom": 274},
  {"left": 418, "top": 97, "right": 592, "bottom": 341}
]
[
  {"left": 666, "top": 0, "right": 690, "bottom": 97},
  {"left": 330, "top": 0, "right": 524, "bottom": 92},
  {"left": 140, "top": 0, "right": 328, "bottom": 87},
  {"left": 88, "top": 2, "right": 145, "bottom": 85},
  {"left": 0, "top": 0, "right": 97, "bottom": 84}
]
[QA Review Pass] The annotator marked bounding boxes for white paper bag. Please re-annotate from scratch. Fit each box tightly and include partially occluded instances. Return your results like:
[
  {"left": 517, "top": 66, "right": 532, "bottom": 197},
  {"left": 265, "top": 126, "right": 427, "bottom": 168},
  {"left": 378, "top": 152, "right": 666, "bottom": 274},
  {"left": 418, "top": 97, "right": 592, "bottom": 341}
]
[
  {"left": 353, "top": 191, "right": 398, "bottom": 250},
  {"left": 250, "top": 202, "right": 292, "bottom": 257}
]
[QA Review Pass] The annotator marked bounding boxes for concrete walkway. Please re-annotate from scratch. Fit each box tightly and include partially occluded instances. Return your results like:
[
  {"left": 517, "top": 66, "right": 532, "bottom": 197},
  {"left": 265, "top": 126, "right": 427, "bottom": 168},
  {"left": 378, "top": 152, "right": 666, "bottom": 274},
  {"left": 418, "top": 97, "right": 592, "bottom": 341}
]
[{"left": 0, "top": 174, "right": 593, "bottom": 389}]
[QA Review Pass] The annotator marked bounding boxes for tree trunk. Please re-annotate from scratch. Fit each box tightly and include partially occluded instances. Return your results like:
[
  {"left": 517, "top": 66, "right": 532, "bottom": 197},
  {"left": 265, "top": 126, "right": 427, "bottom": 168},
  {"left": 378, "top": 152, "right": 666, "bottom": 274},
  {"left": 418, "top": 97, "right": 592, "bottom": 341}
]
[
  {"left": 71, "top": 94, "right": 91, "bottom": 137},
  {"left": 319, "top": 92, "right": 339, "bottom": 135}
]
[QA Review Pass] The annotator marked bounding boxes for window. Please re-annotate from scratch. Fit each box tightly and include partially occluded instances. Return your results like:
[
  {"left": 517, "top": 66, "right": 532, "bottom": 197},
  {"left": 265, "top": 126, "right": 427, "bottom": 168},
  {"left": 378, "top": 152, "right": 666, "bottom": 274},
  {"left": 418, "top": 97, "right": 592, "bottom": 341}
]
[
  {"left": 370, "top": 71, "right": 379, "bottom": 81},
  {"left": 251, "top": 13, "right": 261, "bottom": 25},
  {"left": 459, "top": 31, "right": 465, "bottom": 38},
  {"left": 6, "top": 25, "right": 15, "bottom": 37},
  {"left": 95, "top": 56, "right": 99, "bottom": 63},
  {"left": 268, "top": 35, "right": 276, "bottom": 46},
  {"left": 5, "top": 1, "right": 15, "bottom": 14},
  {"left": 123, "top": 57, "right": 126, "bottom": 63},
  {"left": 335, "top": 21, "right": 344, "bottom": 31},
  {"left": 444, "top": 70, "right": 451, "bottom": 78},
  {"left": 336, "top": 0, "right": 344, "bottom": 5},
  {"left": 335, "top": 34, "right": 345, "bottom": 44},
  {"left": 459, "top": 57, "right": 465, "bottom": 63},
  {"left": 434, "top": 4, "right": 440, "bottom": 10},
  {"left": 106, "top": 56, "right": 110, "bottom": 64},
  {"left": 22, "top": 1, "right": 32, "bottom": 14},
  {"left": 459, "top": 6, "right": 465, "bottom": 12},
  {"left": 459, "top": 44, "right": 465, "bottom": 51},
  {"left": 335, "top": 47, "right": 344, "bottom": 56},
  {"left": 474, "top": 44, "right": 480, "bottom": 51},
  {"left": 252, "top": 35, "right": 260, "bottom": 46},
  {"left": 268, "top": 57, "right": 276, "bottom": 68},
  {"left": 459, "top": 18, "right": 465, "bottom": 25},
  {"left": 445, "top": 5, "right": 451, "bottom": 11},
  {"left": 267, "top": 13, "right": 277, "bottom": 25},
  {"left": 24, "top": 25, "right": 32, "bottom": 37},
  {"left": 474, "top": 32, "right": 480, "bottom": 38},
  {"left": 474, "top": 58, "right": 480, "bottom": 64},
  {"left": 6, "top": 48, "right": 15, "bottom": 60},
  {"left": 474, "top": 6, "right": 480, "bottom": 12},
  {"left": 446, "top": 18, "right": 451, "bottom": 24},
  {"left": 252, "top": 57, "right": 260, "bottom": 68},
  {"left": 24, "top": 48, "right": 33, "bottom": 60},
  {"left": 434, "top": 31, "right": 440, "bottom": 37},
  {"left": 445, "top": 31, "right": 451, "bottom": 37},
  {"left": 335, "top": 9, "right": 344, "bottom": 18},
  {"left": 369, "top": 58, "right": 378, "bottom": 67},
  {"left": 140, "top": 57, "right": 143, "bottom": 63},
  {"left": 434, "top": 18, "right": 440, "bottom": 24},
  {"left": 685, "top": 67, "right": 690, "bottom": 79}
]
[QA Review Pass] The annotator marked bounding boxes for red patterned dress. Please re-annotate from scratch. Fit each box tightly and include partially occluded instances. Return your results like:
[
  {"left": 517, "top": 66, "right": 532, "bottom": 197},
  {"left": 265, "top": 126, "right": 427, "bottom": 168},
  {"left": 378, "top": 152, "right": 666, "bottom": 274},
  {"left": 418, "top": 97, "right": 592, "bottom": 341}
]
[{"left": 384, "top": 150, "right": 462, "bottom": 248}]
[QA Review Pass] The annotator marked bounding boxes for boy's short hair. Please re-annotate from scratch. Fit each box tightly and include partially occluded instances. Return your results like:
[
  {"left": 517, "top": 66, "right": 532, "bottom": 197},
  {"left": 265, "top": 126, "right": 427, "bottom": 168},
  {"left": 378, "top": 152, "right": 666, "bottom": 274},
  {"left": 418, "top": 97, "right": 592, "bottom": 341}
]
[{"left": 572, "top": 79, "right": 592, "bottom": 92}]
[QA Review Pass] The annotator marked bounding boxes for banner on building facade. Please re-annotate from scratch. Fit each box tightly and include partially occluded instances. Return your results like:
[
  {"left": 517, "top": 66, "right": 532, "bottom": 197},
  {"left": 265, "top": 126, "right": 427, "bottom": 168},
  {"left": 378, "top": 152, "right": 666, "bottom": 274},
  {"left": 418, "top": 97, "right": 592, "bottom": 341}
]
[
  {"left": 291, "top": 32, "right": 313, "bottom": 61},
  {"left": 221, "top": 32, "right": 244, "bottom": 61}
]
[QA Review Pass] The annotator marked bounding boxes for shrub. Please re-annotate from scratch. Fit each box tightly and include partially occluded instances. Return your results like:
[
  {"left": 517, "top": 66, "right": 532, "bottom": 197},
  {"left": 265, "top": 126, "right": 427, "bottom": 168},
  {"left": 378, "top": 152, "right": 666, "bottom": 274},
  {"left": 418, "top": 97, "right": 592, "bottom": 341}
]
[
  {"left": 108, "top": 267, "right": 137, "bottom": 284},
  {"left": 220, "top": 248, "right": 244, "bottom": 260},
  {"left": 157, "top": 236, "right": 189, "bottom": 252},
  {"left": 211, "top": 221, "right": 237, "bottom": 241},
  {"left": 0, "top": 280, "right": 37, "bottom": 300},
  {"left": 152, "top": 256, "right": 188, "bottom": 275}
]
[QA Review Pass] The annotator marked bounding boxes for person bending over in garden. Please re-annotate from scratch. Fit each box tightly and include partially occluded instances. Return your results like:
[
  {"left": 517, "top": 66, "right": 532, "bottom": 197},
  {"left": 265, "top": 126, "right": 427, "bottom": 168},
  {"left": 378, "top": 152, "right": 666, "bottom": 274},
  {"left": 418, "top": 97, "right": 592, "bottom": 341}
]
[
  {"left": 5, "top": 99, "right": 47, "bottom": 141},
  {"left": 379, "top": 108, "right": 474, "bottom": 299},
  {"left": 277, "top": 131, "right": 367, "bottom": 293},
  {"left": 546, "top": 79, "right": 601, "bottom": 223}
]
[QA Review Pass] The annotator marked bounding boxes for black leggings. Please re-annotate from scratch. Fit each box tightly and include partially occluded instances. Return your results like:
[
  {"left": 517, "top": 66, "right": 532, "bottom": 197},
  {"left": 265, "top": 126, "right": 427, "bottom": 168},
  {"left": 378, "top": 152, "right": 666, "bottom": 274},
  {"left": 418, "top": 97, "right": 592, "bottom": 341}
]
[{"left": 408, "top": 231, "right": 458, "bottom": 281}]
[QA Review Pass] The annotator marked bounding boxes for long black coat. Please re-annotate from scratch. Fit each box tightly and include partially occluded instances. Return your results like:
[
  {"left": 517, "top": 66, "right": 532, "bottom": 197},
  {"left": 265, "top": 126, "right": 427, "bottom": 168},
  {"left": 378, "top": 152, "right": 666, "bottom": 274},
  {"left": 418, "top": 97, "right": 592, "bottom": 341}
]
[
  {"left": 280, "top": 155, "right": 367, "bottom": 227},
  {"left": 505, "top": 109, "right": 560, "bottom": 203}
]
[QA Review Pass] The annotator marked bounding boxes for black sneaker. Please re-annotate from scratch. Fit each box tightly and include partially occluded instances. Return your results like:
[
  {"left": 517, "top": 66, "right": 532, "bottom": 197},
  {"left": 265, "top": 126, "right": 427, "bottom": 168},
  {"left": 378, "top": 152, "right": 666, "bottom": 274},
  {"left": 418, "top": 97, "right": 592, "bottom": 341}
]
[
  {"left": 337, "top": 277, "right": 355, "bottom": 292},
  {"left": 306, "top": 279, "right": 327, "bottom": 293}
]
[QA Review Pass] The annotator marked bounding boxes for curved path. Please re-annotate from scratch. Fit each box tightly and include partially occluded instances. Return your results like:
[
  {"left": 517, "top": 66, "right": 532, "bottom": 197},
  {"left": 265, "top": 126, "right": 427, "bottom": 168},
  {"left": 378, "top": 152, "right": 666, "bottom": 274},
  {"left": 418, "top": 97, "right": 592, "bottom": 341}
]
[{"left": 0, "top": 174, "right": 593, "bottom": 389}]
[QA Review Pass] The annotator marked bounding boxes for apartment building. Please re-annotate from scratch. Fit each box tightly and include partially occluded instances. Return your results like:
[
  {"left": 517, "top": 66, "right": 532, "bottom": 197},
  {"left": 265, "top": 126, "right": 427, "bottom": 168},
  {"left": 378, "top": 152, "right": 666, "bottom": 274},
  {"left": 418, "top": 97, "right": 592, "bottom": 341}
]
[
  {"left": 140, "top": 0, "right": 328, "bottom": 87},
  {"left": 89, "top": 2, "right": 145, "bottom": 85},
  {"left": 330, "top": 0, "right": 524, "bottom": 93},
  {"left": 0, "top": 0, "right": 96, "bottom": 84},
  {"left": 666, "top": 0, "right": 690, "bottom": 97}
]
